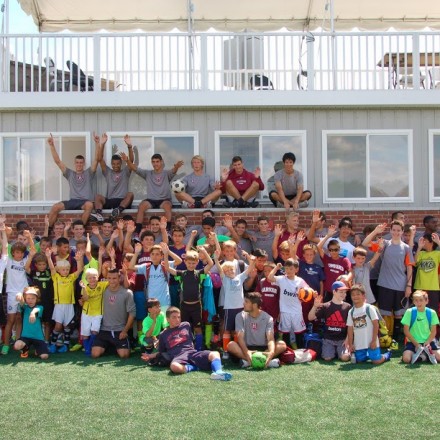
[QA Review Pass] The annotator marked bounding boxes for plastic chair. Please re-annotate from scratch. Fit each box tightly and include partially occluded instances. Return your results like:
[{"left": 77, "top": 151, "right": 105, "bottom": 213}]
[
  {"left": 429, "top": 67, "right": 440, "bottom": 89},
  {"left": 398, "top": 67, "right": 426, "bottom": 89},
  {"left": 249, "top": 74, "right": 274, "bottom": 90}
]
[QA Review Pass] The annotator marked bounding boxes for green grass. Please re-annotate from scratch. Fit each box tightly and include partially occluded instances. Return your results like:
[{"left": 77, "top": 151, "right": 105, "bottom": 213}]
[{"left": 1, "top": 349, "right": 440, "bottom": 440}]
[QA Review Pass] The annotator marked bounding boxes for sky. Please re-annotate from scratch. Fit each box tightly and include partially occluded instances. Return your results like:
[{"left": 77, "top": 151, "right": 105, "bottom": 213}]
[{"left": 3, "top": 0, "right": 38, "bottom": 33}]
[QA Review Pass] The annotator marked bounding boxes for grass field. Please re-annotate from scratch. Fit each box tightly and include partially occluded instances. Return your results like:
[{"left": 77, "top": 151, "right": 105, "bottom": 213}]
[{"left": 1, "top": 349, "right": 439, "bottom": 440}]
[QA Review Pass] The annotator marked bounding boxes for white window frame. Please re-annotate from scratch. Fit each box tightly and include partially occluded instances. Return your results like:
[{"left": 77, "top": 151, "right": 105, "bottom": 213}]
[
  {"left": 214, "top": 130, "right": 307, "bottom": 198},
  {"left": 322, "top": 129, "right": 413, "bottom": 203},
  {"left": 428, "top": 129, "right": 440, "bottom": 202},
  {"left": 0, "top": 131, "right": 91, "bottom": 206}
]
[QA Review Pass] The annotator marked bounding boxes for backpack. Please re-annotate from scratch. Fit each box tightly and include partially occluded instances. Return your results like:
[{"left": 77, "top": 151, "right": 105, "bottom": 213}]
[
  {"left": 303, "top": 326, "right": 323, "bottom": 358},
  {"left": 350, "top": 304, "right": 392, "bottom": 348},
  {"left": 409, "top": 307, "right": 432, "bottom": 329},
  {"left": 279, "top": 346, "right": 317, "bottom": 365}
]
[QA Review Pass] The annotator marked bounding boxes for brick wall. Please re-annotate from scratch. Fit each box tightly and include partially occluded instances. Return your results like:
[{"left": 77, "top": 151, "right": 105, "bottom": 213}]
[{"left": 3, "top": 208, "right": 439, "bottom": 238}]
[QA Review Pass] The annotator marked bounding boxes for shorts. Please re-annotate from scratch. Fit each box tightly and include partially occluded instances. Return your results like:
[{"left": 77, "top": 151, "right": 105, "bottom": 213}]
[
  {"left": 224, "top": 308, "right": 243, "bottom": 332},
  {"left": 103, "top": 198, "right": 126, "bottom": 209},
  {"left": 62, "top": 199, "right": 88, "bottom": 210},
  {"left": 268, "top": 191, "right": 295, "bottom": 206},
  {"left": 247, "top": 345, "right": 268, "bottom": 352},
  {"left": 354, "top": 347, "right": 382, "bottom": 362},
  {"left": 377, "top": 286, "right": 405, "bottom": 316},
  {"left": 18, "top": 337, "right": 49, "bottom": 356},
  {"left": 181, "top": 302, "right": 202, "bottom": 328},
  {"left": 143, "top": 199, "right": 171, "bottom": 209},
  {"left": 278, "top": 312, "right": 306, "bottom": 334},
  {"left": 93, "top": 330, "right": 131, "bottom": 351},
  {"left": 52, "top": 304, "right": 75, "bottom": 326},
  {"left": 133, "top": 290, "right": 147, "bottom": 321},
  {"left": 6, "top": 292, "right": 20, "bottom": 314},
  {"left": 404, "top": 341, "right": 439, "bottom": 352},
  {"left": 172, "top": 349, "right": 212, "bottom": 371},
  {"left": 321, "top": 338, "right": 346, "bottom": 360},
  {"left": 81, "top": 313, "right": 103, "bottom": 337}
]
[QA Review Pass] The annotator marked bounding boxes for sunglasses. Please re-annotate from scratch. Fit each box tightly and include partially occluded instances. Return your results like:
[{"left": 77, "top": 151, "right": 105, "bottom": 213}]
[{"left": 329, "top": 248, "right": 340, "bottom": 252}]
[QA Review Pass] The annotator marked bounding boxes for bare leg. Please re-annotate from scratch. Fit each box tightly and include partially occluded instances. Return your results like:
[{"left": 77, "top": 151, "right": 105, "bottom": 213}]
[
  {"left": 136, "top": 200, "right": 151, "bottom": 224},
  {"left": 94, "top": 194, "right": 106, "bottom": 210},
  {"left": 161, "top": 200, "right": 173, "bottom": 222},
  {"left": 48, "top": 202, "right": 65, "bottom": 227},
  {"left": 81, "top": 201, "right": 94, "bottom": 224}
]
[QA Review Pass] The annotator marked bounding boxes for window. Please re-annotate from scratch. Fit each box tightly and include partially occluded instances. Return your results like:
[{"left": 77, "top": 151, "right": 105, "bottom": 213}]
[
  {"left": 0, "top": 133, "right": 89, "bottom": 205},
  {"left": 106, "top": 132, "right": 198, "bottom": 201},
  {"left": 216, "top": 131, "right": 307, "bottom": 199},
  {"left": 323, "top": 130, "right": 413, "bottom": 202},
  {"left": 429, "top": 130, "right": 440, "bottom": 202}
]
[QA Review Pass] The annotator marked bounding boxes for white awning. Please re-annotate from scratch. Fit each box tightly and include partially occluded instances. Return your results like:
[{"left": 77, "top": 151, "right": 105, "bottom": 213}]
[{"left": 17, "top": 0, "right": 440, "bottom": 33}]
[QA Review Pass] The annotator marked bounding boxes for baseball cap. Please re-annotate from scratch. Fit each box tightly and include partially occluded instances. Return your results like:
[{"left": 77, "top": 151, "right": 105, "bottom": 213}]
[{"left": 332, "top": 281, "right": 350, "bottom": 291}]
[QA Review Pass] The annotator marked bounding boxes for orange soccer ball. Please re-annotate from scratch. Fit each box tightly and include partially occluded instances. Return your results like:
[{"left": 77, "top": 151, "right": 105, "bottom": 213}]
[{"left": 298, "top": 288, "right": 314, "bottom": 302}]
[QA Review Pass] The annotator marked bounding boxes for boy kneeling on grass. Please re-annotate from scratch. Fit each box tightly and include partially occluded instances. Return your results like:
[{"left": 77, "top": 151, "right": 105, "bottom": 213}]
[
  {"left": 346, "top": 284, "right": 392, "bottom": 365},
  {"left": 401, "top": 290, "right": 440, "bottom": 365},
  {"left": 142, "top": 307, "right": 232, "bottom": 381}
]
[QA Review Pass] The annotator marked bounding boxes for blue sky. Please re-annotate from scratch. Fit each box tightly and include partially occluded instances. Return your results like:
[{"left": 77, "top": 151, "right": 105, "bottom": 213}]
[{"left": 5, "top": 0, "right": 38, "bottom": 33}]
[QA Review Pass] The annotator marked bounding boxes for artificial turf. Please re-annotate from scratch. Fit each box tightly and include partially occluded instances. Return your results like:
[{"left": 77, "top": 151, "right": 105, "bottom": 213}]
[{"left": 1, "top": 349, "right": 439, "bottom": 440}]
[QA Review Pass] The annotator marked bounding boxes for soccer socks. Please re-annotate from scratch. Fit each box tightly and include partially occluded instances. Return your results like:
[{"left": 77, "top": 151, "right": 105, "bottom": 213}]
[
  {"left": 222, "top": 333, "right": 231, "bottom": 353},
  {"left": 83, "top": 338, "right": 90, "bottom": 355},
  {"left": 204, "top": 324, "right": 213, "bottom": 348},
  {"left": 211, "top": 358, "right": 223, "bottom": 373},
  {"left": 63, "top": 328, "right": 71, "bottom": 348},
  {"left": 50, "top": 330, "right": 60, "bottom": 345},
  {"left": 195, "top": 333, "right": 203, "bottom": 351},
  {"left": 185, "top": 364, "right": 199, "bottom": 373},
  {"left": 393, "top": 318, "right": 402, "bottom": 340}
]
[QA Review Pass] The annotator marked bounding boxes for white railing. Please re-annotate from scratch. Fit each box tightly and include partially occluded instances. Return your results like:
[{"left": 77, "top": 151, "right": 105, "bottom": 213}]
[{"left": 1, "top": 31, "right": 440, "bottom": 93}]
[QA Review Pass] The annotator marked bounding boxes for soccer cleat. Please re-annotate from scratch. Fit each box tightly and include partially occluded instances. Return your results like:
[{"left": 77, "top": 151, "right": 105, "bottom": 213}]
[
  {"left": 239, "top": 359, "right": 250, "bottom": 368},
  {"left": 222, "top": 351, "right": 230, "bottom": 361},
  {"left": 424, "top": 345, "right": 438, "bottom": 365},
  {"left": 20, "top": 350, "right": 29, "bottom": 358},
  {"left": 298, "top": 200, "right": 309, "bottom": 208},
  {"left": 57, "top": 345, "right": 69, "bottom": 353},
  {"left": 231, "top": 200, "right": 240, "bottom": 208},
  {"left": 248, "top": 200, "right": 259, "bottom": 208},
  {"left": 223, "top": 200, "right": 232, "bottom": 208},
  {"left": 203, "top": 201, "right": 212, "bottom": 209},
  {"left": 383, "top": 350, "right": 392, "bottom": 362},
  {"left": 1, "top": 345, "right": 10, "bottom": 355},
  {"left": 194, "top": 200, "right": 203, "bottom": 209},
  {"left": 111, "top": 207, "right": 121, "bottom": 219},
  {"left": 90, "top": 212, "right": 104, "bottom": 223},
  {"left": 48, "top": 344, "right": 57, "bottom": 354},
  {"left": 411, "top": 345, "right": 425, "bottom": 364},
  {"left": 268, "top": 358, "right": 280, "bottom": 368},
  {"left": 70, "top": 343, "right": 83, "bottom": 352},
  {"left": 210, "top": 371, "right": 233, "bottom": 381}
]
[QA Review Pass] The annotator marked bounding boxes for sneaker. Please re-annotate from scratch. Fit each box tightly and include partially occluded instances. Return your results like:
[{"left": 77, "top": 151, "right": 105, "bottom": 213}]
[
  {"left": 20, "top": 350, "right": 29, "bottom": 358},
  {"left": 411, "top": 345, "right": 425, "bottom": 364},
  {"left": 111, "top": 207, "right": 121, "bottom": 219},
  {"left": 210, "top": 371, "right": 233, "bottom": 381},
  {"left": 194, "top": 200, "right": 203, "bottom": 209},
  {"left": 231, "top": 200, "right": 240, "bottom": 208},
  {"left": 181, "top": 201, "right": 190, "bottom": 208},
  {"left": 223, "top": 200, "right": 232, "bottom": 208},
  {"left": 424, "top": 345, "right": 438, "bottom": 365},
  {"left": 298, "top": 200, "right": 309, "bottom": 208},
  {"left": 203, "top": 201, "right": 212, "bottom": 209},
  {"left": 57, "top": 345, "right": 69, "bottom": 353},
  {"left": 239, "top": 359, "right": 250, "bottom": 368},
  {"left": 48, "top": 344, "right": 57, "bottom": 354},
  {"left": 90, "top": 212, "right": 104, "bottom": 223},
  {"left": 1, "top": 345, "right": 10, "bottom": 355},
  {"left": 70, "top": 343, "right": 83, "bottom": 352},
  {"left": 248, "top": 200, "right": 259, "bottom": 208},
  {"left": 222, "top": 351, "right": 230, "bottom": 361},
  {"left": 268, "top": 358, "right": 280, "bottom": 368},
  {"left": 383, "top": 350, "right": 392, "bottom": 362}
]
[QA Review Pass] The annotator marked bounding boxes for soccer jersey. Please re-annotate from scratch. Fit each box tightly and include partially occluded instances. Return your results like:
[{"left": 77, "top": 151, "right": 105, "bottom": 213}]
[
  {"left": 322, "top": 254, "right": 351, "bottom": 292},
  {"left": 137, "top": 263, "right": 171, "bottom": 307},
  {"left": 299, "top": 261, "right": 325, "bottom": 292},
  {"left": 30, "top": 268, "right": 54, "bottom": 307},
  {"left": 52, "top": 272, "right": 79, "bottom": 304},
  {"left": 414, "top": 250, "right": 440, "bottom": 290},
  {"left": 257, "top": 278, "right": 280, "bottom": 322},
  {"left": 223, "top": 168, "right": 264, "bottom": 195},
  {"left": 21, "top": 304, "right": 45, "bottom": 340},
  {"left": 135, "top": 168, "right": 175, "bottom": 200},
  {"left": 221, "top": 271, "right": 248, "bottom": 309},
  {"left": 82, "top": 281, "right": 109, "bottom": 316},
  {"left": 63, "top": 167, "right": 96, "bottom": 201},
  {"left": 273, "top": 169, "right": 304, "bottom": 196},
  {"left": 347, "top": 304, "right": 379, "bottom": 350},
  {"left": 6, "top": 256, "right": 29, "bottom": 293},
  {"left": 140, "top": 312, "right": 169, "bottom": 345},
  {"left": 401, "top": 307, "right": 440, "bottom": 343},
  {"left": 103, "top": 164, "right": 131, "bottom": 199},
  {"left": 158, "top": 321, "right": 194, "bottom": 358},
  {"left": 101, "top": 286, "right": 136, "bottom": 332},
  {"left": 182, "top": 172, "right": 215, "bottom": 198},
  {"left": 315, "top": 301, "right": 351, "bottom": 340},
  {"left": 175, "top": 269, "right": 205, "bottom": 302},
  {"left": 235, "top": 310, "right": 274, "bottom": 347},
  {"left": 353, "top": 263, "right": 375, "bottom": 304},
  {"left": 274, "top": 275, "right": 308, "bottom": 315},
  {"left": 249, "top": 230, "right": 275, "bottom": 261}
]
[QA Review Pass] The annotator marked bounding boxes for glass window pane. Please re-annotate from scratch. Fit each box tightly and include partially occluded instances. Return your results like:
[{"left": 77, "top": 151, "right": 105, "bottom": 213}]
[
  {"left": 3, "top": 138, "right": 18, "bottom": 201},
  {"left": 155, "top": 136, "right": 194, "bottom": 179},
  {"left": 369, "top": 135, "right": 409, "bottom": 198},
  {"left": 45, "top": 140, "right": 62, "bottom": 201},
  {"left": 20, "top": 138, "right": 45, "bottom": 201},
  {"left": 433, "top": 135, "right": 440, "bottom": 197},
  {"left": 219, "top": 136, "right": 259, "bottom": 172},
  {"left": 262, "top": 135, "right": 303, "bottom": 198},
  {"left": 327, "top": 135, "right": 367, "bottom": 198}
]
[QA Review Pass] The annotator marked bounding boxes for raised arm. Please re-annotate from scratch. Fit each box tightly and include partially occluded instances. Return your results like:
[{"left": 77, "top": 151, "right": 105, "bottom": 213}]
[
  {"left": 307, "top": 210, "right": 322, "bottom": 243},
  {"left": 73, "top": 250, "right": 85, "bottom": 277},
  {"left": 161, "top": 242, "right": 182, "bottom": 267},
  {"left": 159, "top": 216, "right": 169, "bottom": 245},
  {"left": 45, "top": 248, "right": 57, "bottom": 276},
  {"left": 124, "top": 134, "right": 135, "bottom": 163},
  {"left": 172, "top": 160, "right": 184, "bottom": 174},
  {"left": 213, "top": 249, "right": 224, "bottom": 277},
  {"left": 129, "top": 243, "right": 142, "bottom": 270},
  {"left": 289, "top": 230, "right": 305, "bottom": 259},
  {"left": 317, "top": 224, "right": 337, "bottom": 258},
  {"left": 0, "top": 220, "right": 8, "bottom": 256},
  {"left": 272, "top": 224, "right": 284, "bottom": 260},
  {"left": 199, "top": 246, "right": 214, "bottom": 273},
  {"left": 223, "top": 214, "right": 240, "bottom": 243},
  {"left": 186, "top": 230, "right": 198, "bottom": 252},
  {"left": 267, "top": 263, "right": 282, "bottom": 283},
  {"left": 95, "top": 132, "right": 107, "bottom": 172},
  {"left": 161, "top": 243, "right": 177, "bottom": 276},
  {"left": 48, "top": 134, "right": 67, "bottom": 173},
  {"left": 24, "top": 247, "right": 37, "bottom": 274},
  {"left": 368, "top": 238, "right": 384, "bottom": 268},
  {"left": 362, "top": 223, "right": 387, "bottom": 247}
]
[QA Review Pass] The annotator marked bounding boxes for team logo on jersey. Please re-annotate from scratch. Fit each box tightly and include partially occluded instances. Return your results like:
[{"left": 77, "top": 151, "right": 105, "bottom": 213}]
[
  {"left": 251, "top": 322, "right": 258, "bottom": 331},
  {"left": 109, "top": 295, "right": 116, "bottom": 304},
  {"left": 112, "top": 173, "right": 121, "bottom": 183},
  {"left": 154, "top": 175, "right": 163, "bottom": 184},
  {"left": 76, "top": 173, "right": 85, "bottom": 183}
]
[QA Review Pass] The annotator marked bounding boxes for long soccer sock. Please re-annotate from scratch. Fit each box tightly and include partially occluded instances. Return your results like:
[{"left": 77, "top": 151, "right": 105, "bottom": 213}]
[
  {"left": 295, "top": 332, "right": 304, "bottom": 349},
  {"left": 89, "top": 334, "right": 96, "bottom": 352},
  {"left": 393, "top": 318, "right": 402, "bottom": 340},
  {"left": 83, "top": 338, "right": 90, "bottom": 355},
  {"left": 185, "top": 364, "right": 199, "bottom": 373},
  {"left": 204, "top": 324, "right": 213, "bottom": 348},
  {"left": 195, "top": 333, "right": 203, "bottom": 351},
  {"left": 211, "top": 358, "right": 223, "bottom": 373},
  {"left": 50, "top": 330, "right": 60, "bottom": 345},
  {"left": 63, "top": 328, "right": 71, "bottom": 347},
  {"left": 222, "top": 333, "right": 231, "bottom": 353}
]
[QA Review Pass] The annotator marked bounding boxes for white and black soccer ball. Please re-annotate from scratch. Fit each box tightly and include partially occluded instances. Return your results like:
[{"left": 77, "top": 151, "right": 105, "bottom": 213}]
[{"left": 171, "top": 179, "right": 186, "bottom": 193}]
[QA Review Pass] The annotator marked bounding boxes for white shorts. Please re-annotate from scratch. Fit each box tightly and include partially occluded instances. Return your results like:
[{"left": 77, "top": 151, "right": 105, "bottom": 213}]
[
  {"left": 81, "top": 313, "right": 103, "bottom": 337},
  {"left": 7, "top": 292, "right": 20, "bottom": 314},
  {"left": 278, "top": 312, "right": 306, "bottom": 334},
  {"left": 52, "top": 304, "right": 75, "bottom": 326}
]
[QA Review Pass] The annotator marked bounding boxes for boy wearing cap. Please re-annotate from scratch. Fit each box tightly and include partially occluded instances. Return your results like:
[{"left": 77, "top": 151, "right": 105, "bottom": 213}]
[
  {"left": 346, "top": 284, "right": 392, "bottom": 364},
  {"left": 308, "top": 281, "right": 351, "bottom": 362}
]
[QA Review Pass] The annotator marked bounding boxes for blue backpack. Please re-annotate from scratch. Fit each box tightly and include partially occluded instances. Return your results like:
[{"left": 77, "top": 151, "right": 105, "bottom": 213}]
[{"left": 409, "top": 307, "right": 432, "bottom": 329}]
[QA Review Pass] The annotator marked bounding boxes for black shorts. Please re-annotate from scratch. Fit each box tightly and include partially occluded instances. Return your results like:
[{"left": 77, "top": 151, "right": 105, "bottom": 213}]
[
  {"left": 62, "top": 199, "right": 89, "bottom": 210},
  {"left": 19, "top": 337, "right": 49, "bottom": 355},
  {"left": 172, "top": 349, "right": 212, "bottom": 370},
  {"left": 103, "top": 198, "right": 124, "bottom": 209},
  {"left": 143, "top": 199, "right": 171, "bottom": 209},
  {"left": 377, "top": 286, "right": 405, "bottom": 315},
  {"left": 180, "top": 302, "right": 202, "bottom": 328},
  {"left": 404, "top": 341, "right": 439, "bottom": 352},
  {"left": 248, "top": 345, "right": 268, "bottom": 351},
  {"left": 268, "top": 191, "right": 296, "bottom": 205},
  {"left": 224, "top": 308, "right": 243, "bottom": 332},
  {"left": 93, "top": 330, "right": 130, "bottom": 351}
]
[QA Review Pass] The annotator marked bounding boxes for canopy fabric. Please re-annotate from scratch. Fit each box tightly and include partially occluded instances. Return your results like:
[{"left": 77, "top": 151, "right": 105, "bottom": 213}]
[{"left": 17, "top": 0, "right": 440, "bottom": 32}]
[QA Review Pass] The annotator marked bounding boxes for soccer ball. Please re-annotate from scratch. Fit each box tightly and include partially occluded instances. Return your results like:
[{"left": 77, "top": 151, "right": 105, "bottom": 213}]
[
  {"left": 298, "top": 288, "right": 313, "bottom": 302},
  {"left": 251, "top": 351, "right": 267, "bottom": 369},
  {"left": 170, "top": 179, "right": 186, "bottom": 193}
]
